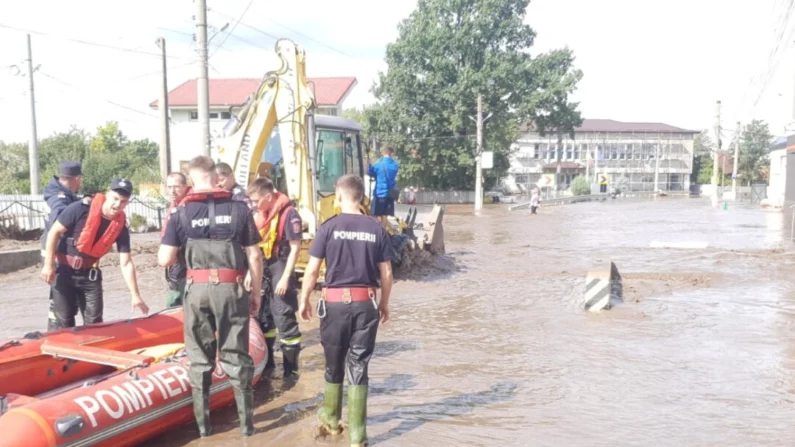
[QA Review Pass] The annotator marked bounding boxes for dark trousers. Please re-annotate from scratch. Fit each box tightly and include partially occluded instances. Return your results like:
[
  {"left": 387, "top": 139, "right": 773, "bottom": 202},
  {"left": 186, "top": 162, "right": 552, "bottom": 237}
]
[
  {"left": 256, "top": 260, "right": 301, "bottom": 346},
  {"left": 48, "top": 266, "right": 103, "bottom": 330},
  {"left": 183, "top": 281, "right": 254, "bottom": 430},
  {"left": 320, "top": 300, "right": 380, "bottom": 385},
  {"left": 371, "top": 197, "right": 395, "bottom": 216}
]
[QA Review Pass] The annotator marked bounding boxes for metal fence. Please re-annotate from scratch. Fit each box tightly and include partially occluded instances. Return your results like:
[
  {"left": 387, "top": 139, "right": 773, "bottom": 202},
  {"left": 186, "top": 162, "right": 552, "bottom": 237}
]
[
  {"left": 412, "top": 190, "right": 477, "bottom": 204},
  {"left": 0, "top": 194, "right": 167, "bottom": 231}
]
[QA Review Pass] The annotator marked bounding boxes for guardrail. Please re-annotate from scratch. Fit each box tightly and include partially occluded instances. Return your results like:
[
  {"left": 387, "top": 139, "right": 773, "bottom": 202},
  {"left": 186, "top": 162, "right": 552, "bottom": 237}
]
[
  {"left": 508, "top": 191, "right": 689, "bottom": 211},
  {"left": 0, "top": 194, "right": 167, "bottom": 231}
]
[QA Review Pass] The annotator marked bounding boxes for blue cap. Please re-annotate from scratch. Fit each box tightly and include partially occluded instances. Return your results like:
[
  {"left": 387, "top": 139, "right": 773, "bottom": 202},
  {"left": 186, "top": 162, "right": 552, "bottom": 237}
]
[
  {"left": 59, "top": 161, "right": 82, "bottom": 177},
  {"left": 109, "top": 177, "right": 133, "bottom": 196}
]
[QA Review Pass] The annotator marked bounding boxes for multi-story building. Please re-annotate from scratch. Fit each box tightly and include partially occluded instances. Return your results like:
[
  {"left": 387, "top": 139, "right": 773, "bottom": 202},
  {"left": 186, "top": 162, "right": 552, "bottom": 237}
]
[
  {"left": 150, "top": 77, "right": 357, "bottom": 171},
  {"left": 506, "top": 119, "right": 699, "bottom": 193}
]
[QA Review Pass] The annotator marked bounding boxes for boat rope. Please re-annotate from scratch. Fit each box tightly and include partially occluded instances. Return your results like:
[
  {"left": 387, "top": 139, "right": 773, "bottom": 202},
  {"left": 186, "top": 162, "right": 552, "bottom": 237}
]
[{"left": 0, "top": 340, "right": 21, "bottom": 351}]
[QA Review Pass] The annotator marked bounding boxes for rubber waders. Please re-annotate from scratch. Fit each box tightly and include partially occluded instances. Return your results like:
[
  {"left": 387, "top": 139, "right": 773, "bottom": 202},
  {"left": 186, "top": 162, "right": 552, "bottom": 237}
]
[
  {"left": 348, "top": 384, "right": 368, "bottom": 446},
  {"left": 317, "top": 382, "right": 344, "bottom": 434}
]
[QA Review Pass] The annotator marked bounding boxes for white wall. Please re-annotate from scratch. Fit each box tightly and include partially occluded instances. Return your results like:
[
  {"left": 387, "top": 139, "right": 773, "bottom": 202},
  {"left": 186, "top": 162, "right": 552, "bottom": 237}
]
[
  {"left": 767, "top": 148, "right": 786, "bottom": 207},
  {"left": 168, "top": 107, "right": 242, "bottom": 171}
]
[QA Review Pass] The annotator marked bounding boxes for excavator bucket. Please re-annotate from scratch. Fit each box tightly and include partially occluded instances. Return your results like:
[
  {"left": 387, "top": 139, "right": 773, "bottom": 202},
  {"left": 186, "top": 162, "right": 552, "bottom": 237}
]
[{"left": 412, "top": 205, "right": 445, "bottom": 255}]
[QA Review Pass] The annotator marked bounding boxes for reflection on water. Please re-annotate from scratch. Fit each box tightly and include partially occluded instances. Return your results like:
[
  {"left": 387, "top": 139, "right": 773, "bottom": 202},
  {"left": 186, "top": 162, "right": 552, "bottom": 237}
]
[
  {"left": 368, "top": 198, "right": 795, "bottom": 446},
  {"left": 154, "top": 197, "right": 795, "bottom": 446}
]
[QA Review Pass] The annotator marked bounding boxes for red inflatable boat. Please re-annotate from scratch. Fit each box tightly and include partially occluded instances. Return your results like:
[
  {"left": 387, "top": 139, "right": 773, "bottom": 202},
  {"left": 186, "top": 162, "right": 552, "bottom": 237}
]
[
  {"left": 0, "top": 315, "right": 267, "bottom": 447},
  {"left": 0, "top": 308, "right": 185, "bottom": 397}
]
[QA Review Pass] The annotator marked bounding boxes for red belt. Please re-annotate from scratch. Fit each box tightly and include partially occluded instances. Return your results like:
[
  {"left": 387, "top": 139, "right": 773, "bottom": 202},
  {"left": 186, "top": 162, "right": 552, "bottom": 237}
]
[
  {"left": 55, "top": 254, "right": 98, "bottom": 270},
  {"left": 186, "top": 269, "right": 244, "bottom": 284},
  {"left": 322, "top": 287, "right": 376, "bottom": 303}
]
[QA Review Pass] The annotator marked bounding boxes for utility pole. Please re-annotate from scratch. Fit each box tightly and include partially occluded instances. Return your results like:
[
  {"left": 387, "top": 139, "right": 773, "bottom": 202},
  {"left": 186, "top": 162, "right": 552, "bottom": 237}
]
[
  {"left": 712, "top": 100, "right": 721, "bottom": 206},
  {"left": 196, "top": 0, "right": 211, "bottom": 156},
  {"left": 731, "top": 121, "right": 740, "bottom": 197},
  {"left": 26, "top": 34, "right": 40, "bottom": 195},
  {"left": 156, "top": 37, "right": 171, "bottom": 193},
  {"left": 475, "top": 93, "right": 484, "bottom": 212}
]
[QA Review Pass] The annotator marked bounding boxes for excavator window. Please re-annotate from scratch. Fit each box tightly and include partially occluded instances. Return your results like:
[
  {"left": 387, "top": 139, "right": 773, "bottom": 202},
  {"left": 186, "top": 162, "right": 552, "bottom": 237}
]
[
  {"left": 257, "top": 125, "right": 287, "bottom": 192},
  {"left": 317, "top": 128, "right": 364, "bottom": 194}
]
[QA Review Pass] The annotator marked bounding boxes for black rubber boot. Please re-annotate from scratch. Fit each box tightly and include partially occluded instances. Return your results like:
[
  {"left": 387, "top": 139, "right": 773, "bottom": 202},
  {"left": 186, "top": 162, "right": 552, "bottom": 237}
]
[
  {"left": 234, "top": 387, "right": 255, "bottom": 436},
  {"left": 282, "top": 344, "right": 300, "bottom": 378},
  {"left": 265, "top": 337, "right": 276, "bottom": 369},
  {"left": 192, "top": 390, "right": 212, "bottom": 437}
]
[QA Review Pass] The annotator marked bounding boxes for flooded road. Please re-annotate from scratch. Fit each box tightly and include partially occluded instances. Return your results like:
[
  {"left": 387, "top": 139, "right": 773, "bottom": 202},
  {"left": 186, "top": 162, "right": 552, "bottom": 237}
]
[{"left": 3, "top": 197, "right": 795, "bottom": 446}]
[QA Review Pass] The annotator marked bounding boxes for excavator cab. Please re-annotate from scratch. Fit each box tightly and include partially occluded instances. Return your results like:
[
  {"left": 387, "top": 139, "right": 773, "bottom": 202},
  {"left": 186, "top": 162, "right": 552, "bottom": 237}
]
[{"left": 312, "top": 115, "right": 371, "bottom": 222}]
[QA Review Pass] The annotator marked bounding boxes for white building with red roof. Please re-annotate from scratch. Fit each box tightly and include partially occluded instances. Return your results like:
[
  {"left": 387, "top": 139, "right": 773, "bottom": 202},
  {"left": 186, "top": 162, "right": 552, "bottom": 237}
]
[{"left": 150, "top": 77, "right": 357, "bottom": 171}]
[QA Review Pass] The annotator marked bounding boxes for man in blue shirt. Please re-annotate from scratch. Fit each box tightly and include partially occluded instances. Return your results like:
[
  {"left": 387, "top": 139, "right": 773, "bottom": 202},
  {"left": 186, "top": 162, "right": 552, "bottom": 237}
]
[
  {"left": 367, "top": 146, "right": 399, "bottom": 226},
  {"left": 40, "top": 161, "right": 82, "bottom": 330}
]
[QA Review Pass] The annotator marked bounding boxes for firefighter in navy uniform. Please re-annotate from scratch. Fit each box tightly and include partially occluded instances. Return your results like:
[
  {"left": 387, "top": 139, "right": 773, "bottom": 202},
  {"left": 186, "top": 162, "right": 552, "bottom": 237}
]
[
  {"left": 158, "top": 156, "right": 263, "bottom": 438},
  {"left": 247, "top": 177, "right": 303, "bottom": 378},
  {"left": 299, "top": 174, "right": 393, "bottom": 447},
  {"left": 40, "top": 161, "right": 83, "bottom": 330},
  {"left": 216, "top": 162, "right": 250, "bottom": 204},
  {"left": 40, "top": 178, "right": 149, "bottom": 329}
]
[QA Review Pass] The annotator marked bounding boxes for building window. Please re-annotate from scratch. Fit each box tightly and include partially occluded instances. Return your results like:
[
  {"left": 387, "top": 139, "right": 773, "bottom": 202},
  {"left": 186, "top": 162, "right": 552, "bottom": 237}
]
[
  {"left": 189, "top": 111, "right": 232, "bottom": 121},
  {"left": 533, "top": 143, "right": 540, "bottom": 159},
  {"left": 317, "top": 107, "right": 338, "bottom": 117},
  {"left": 566, "top": 143, "right": 573, "bottom": 160}
]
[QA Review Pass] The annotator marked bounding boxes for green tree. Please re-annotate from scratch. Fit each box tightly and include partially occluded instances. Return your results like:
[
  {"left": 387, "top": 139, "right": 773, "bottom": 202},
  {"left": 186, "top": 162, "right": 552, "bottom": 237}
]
[
  {"left": 0, "top": 122, "right": 162, "bottom": 194},
  {"left": 738, "top": 120, "right": 772, "bottom": 185},
  {"left": 693, "top": 130, "right": 713, "bottom": 156},
  {"left": 370, "top": 0, "right": 582, "bottom": 190}
]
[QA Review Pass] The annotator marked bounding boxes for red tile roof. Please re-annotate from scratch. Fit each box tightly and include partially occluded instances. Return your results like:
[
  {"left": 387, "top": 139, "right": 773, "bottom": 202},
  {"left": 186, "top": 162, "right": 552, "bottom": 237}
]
[
  {"left": 150, "top": 77, "right": 357, "bottom": 108},
  {"left": 522, "top": 119, "right": 699, "bottom": 134}
]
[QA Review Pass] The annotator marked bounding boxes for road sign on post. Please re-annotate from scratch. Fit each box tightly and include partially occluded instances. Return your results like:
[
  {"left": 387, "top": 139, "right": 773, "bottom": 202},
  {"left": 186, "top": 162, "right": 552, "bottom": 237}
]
[
  {"left": 539, "top": 173, "right": 556, "bottom": 187},
  {"left": 481, "top": 151, "right": 493, "bottom": 169}
]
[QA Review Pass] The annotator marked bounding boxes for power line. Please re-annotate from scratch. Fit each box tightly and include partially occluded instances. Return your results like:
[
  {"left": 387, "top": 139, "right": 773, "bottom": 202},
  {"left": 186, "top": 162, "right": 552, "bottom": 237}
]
[
  {"left": 38, "top": 71, "right": 159, "bottom": 120},
  {"left": 209, "top": 0, "right": 254, "bottom": 59},
  {"left": 750, "top": 0, "right": 795, "bottom": 110},
  {"left": 0, "top": 23, "right": 190, "bottom": 60},
  {"left": 262, "top": 18, "right": 354, "bottom": 59},
  {"left": 209, "top": 7, "right": 361, "bottom": 60}
]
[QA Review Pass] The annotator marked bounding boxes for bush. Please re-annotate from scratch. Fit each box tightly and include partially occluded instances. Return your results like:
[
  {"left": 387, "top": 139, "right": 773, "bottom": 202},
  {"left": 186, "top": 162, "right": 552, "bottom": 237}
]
[
  {"left": 129, "top": 214, "right": 148, "bottom": 229},
  {"left": 570, "top": 176, "right": 590, "bottom": 196}
]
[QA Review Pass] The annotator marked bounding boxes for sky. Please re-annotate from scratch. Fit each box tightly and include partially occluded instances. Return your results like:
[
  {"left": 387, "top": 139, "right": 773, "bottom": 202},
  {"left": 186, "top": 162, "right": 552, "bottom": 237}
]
[{"left": 0, "top": 0, "right": 792, "bottom": 145}]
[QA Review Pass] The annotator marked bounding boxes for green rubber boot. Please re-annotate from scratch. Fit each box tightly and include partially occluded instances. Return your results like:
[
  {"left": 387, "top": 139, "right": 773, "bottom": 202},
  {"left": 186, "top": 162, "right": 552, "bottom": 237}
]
[
  {"left": 317, "top": 382, "right": 343, "bottom": 434},
  {"left": 347, "top": 385, "right": 368, "bottom": 446}
]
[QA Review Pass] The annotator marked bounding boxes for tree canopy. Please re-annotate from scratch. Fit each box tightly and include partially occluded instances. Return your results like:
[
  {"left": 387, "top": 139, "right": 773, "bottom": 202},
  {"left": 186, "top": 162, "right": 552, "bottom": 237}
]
[
  {"left": 0, "top": 121, "right": 161, "bottom": 195},
  {"left": 365, "top": 0, "right": 583, "bottom": 189},
  {"left": 738, "top": 119, "right": 772, "bottom": 185}
]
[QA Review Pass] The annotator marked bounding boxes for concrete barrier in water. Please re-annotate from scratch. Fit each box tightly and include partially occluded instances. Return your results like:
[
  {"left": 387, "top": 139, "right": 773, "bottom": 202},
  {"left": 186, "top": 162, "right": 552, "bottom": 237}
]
[
  {"left": 0, "top": 248, "right": 40, "bottom": 274},
  {"left": 584, "top": 261, "right": 623, "bottom": 312}
]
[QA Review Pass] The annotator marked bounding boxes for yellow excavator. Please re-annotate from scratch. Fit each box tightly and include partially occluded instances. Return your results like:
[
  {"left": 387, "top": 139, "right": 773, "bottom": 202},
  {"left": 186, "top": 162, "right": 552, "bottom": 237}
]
[{"left": 213, "top": 39, "right": 444, "bottom": 278}]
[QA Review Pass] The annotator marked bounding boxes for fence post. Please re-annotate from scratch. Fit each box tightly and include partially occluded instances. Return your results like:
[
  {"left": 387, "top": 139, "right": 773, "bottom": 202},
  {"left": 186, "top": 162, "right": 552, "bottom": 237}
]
[{"left": 157, "top": 208, "right": 163, "bottom": 230}]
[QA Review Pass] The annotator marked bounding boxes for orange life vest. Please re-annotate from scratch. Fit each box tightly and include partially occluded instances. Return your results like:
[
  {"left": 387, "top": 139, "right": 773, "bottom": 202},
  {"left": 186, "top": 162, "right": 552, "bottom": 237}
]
[
  {"left": 254, "top": 193, "right": 294, "bottom": 259},
  {"left": 74, "top": 193, "right": 126, "bottom": 259},
  {"left": 161, "top": 186, "right": 193, "bottom": 237},
  {"left": 179, "top": 188, "right": 232, "bottom": 204}
]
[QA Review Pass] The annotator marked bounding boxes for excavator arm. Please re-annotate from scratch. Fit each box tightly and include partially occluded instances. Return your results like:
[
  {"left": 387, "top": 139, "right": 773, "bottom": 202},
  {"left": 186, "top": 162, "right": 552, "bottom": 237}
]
[
  {"left": 213, "top": 39, "right": 445, "bottom": 277},
  {"left": 215, "top": 39, "right": 319, "bottom": 236}
]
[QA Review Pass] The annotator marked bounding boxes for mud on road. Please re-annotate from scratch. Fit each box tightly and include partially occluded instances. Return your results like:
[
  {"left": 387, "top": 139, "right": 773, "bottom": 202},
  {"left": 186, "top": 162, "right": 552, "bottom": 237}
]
[{"left": 2, "top": 198, "right": 795, "bottom": 446}]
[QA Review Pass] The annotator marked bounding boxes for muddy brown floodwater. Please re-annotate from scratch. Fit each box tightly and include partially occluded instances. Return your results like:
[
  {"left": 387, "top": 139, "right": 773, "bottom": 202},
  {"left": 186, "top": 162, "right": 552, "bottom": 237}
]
[{"left": 2, "top": 198, "right": 795, "bottom": 446}]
